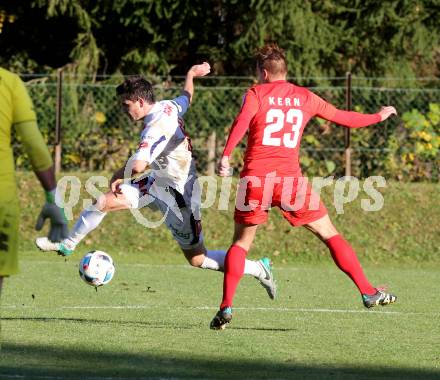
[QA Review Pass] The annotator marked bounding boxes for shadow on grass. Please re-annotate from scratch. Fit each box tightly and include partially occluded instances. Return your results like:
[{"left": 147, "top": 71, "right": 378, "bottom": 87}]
[
  {"left": 1, "top": 316, "right": 298, "bottom": 332},
  {"left": 0, "top": 341, "right": 439, "bottom": 380}
]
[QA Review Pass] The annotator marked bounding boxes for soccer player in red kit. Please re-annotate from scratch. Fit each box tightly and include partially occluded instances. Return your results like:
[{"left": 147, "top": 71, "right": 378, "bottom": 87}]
[{"left": 210, "top": 44, "right": 397, "bottom": 330}]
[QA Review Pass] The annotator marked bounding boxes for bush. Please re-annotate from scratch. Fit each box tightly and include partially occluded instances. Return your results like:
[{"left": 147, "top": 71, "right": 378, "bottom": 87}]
[{"left": 385, "top": 103, "right": 439, "bottom": 181}]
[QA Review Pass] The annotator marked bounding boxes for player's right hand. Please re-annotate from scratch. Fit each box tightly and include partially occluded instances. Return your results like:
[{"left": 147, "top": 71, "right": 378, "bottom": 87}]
[
  {"left": 190, "top": 62, "right": 211, "bottom": 78},
  {"left": 378, "top": 106, "right": 397, "bottom": 121},
  {"left": 35, "top": 191, "right": 68, "bottom": 242},
  {"left": 111, "top": 178, "right": 124, "bottom": 194},
  {"left": 217, "top": 156, "right": 233, "bottom": 177}
]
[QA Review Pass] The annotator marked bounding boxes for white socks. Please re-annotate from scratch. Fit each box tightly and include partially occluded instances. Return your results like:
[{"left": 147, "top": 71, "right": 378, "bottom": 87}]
[
  {"left": 64, "top": 209, "right": 262, "bottom": 282},
  {"left": 200, "top": 250, "right": 225, "bottom": 271},
  {"left": 244, "top": 259, "right": 263, "bottom": 278},
  {"left": 201, "top": 249, "right": 262, "bottom": 278},
  {"left": 65, "top": 208, "right": 107, "bottom": 248}
]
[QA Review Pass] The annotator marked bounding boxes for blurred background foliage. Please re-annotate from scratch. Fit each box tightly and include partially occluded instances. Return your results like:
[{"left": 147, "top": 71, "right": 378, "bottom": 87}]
[
  {"left": 17, "top": 77, "right": 439, "bottom": 181},
  {"left": 1, "top": 0, "right": 439, "bottom": 180},
  {"left": 1, "top": 0, "right": 439, "bottom": 77}
]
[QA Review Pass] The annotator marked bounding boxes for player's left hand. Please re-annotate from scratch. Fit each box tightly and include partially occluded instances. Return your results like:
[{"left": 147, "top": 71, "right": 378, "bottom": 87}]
[
  {"left": 189, "top": 62, "right": 211, "bottom": 78},
  {"left": 378, "top": 106, "right": 397, "bottom": 121},
  {"left": 35, "top": 190, "right": 68, "bottom": 242},
  {"left": 218, "top": 156, "right": 232, "bottom": 177}
]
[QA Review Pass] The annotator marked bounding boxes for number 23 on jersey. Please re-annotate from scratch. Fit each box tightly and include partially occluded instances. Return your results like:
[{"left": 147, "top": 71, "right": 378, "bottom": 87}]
[{"left": 262, "top": 108, "right": 303, "bottom": 148}]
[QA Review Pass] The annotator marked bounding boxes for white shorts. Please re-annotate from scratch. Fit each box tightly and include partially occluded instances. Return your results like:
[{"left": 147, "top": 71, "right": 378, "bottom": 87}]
[{"left": 119, "top": 176, "right": 203, "bottom": 250}]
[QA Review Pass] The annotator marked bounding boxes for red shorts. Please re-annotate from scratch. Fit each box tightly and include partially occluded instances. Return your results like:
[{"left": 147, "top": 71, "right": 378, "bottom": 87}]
[{"left": 234, "top": 176, "right": 327, "bottom": 226}]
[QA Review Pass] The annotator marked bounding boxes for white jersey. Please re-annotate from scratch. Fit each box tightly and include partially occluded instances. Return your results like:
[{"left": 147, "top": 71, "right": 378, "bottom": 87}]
[{"left": 132, "top": 96, "right": 194, "bottom": 194}]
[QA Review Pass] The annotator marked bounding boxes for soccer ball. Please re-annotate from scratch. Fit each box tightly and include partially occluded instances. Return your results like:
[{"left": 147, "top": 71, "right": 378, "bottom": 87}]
[{"left": 79, "top": 250, "right": 115, "bottom": 287}]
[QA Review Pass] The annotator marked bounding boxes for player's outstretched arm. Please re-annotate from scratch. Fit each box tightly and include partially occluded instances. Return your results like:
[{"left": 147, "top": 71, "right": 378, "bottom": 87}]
[
  {"left": 183, "top": 62, "right": 211, "bottom": 103},
  {"left": 171, "top": 62, "right": 210, "bottom": 117},
  {"left": 329, "top": 106, "right": 397, "bottom": 128},
  {"left": 311, "top": 92, "right": 397, "bottom": 128}
]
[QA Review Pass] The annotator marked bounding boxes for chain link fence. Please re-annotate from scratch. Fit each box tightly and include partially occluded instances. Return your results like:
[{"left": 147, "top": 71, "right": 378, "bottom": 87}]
[{"left": 16, "top": 74, "right": 440, "bottom": 181}]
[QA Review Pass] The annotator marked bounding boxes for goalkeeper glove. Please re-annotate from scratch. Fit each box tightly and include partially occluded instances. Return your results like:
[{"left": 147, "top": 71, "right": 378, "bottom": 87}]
[{"left": 35, "top": 189, "right": 69, "bottom": 242}]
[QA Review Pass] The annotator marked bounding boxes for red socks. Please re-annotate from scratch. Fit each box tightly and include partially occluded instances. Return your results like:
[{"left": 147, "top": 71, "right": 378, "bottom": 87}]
[
  {"left": 220, "top": 235, "right": 374, "bottom": 309},
  {"left": 220, "top": 244, "right": 247, "bottom": 309},
  {"left": 326, "top": 235, "right": 376, "bottom": 295}
]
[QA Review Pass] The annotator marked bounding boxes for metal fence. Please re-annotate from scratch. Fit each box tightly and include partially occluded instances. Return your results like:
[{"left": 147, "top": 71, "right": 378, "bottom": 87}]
[{"left": 17, "top": 73, "right": 440, "bottom": 180}]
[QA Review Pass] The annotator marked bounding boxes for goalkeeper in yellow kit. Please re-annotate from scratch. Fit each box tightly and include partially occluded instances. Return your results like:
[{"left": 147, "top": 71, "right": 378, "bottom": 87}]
[{"left": 0, "top": 67, "right": 68, "bottom": 295}]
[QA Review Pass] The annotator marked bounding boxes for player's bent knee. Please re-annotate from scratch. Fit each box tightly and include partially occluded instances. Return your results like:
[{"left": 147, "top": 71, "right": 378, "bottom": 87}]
[
  {"left": 182, "top": 253, "right": 205, "bottom": 267},
  {"left": 182, "top": 247, "right": 206, "bottom": 267},
  {"left": 318, "top": 223, "right": 338, "bottom": 239},
  {"left": 233, "top": 240, "right": 252, "bottom": 252},
  {"left": 319, "top": 226, "right": 338, "bottom": 240},
  {"left": 305, "top": 215, "right": 339, "bottom": 241},
  {"left": 94, "top": 194, "right": 109, "bottom": 211},
  {"left": 188, "top": 255, "right": 205, "bottom": 267}
]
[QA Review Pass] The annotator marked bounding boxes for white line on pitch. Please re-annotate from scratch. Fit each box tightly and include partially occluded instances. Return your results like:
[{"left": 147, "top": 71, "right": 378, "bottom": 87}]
[
  {"left": 26, "top": 261, "right": 190, "bottom": 269},
  {"left": 1, "top": 304, "right": 436, "bottom": 316},
  {"left": 24, "top": 261, "right": 301, "bottom": 271}
]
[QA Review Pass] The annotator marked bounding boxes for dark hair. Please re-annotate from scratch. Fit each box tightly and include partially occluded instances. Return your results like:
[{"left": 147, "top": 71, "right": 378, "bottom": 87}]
[
  {"left": 116, "top": 76, "right": 155, "bottom": 104},
  {"left": 255, "top": 43, "right": 287, "bottom": 75}
]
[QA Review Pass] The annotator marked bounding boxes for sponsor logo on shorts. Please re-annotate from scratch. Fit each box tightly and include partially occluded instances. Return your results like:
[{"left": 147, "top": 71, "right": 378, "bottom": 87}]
[{"left": 168, "top": 224, "right": 191, "bottom": 240}]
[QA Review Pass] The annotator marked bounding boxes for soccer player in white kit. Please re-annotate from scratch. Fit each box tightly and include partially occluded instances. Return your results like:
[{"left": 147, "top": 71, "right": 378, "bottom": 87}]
[{"left": 36, "top": 63, "right": 276, "bottom": 299}]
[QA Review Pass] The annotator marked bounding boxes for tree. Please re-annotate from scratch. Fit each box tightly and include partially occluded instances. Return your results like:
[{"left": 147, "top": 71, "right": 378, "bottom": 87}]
[{"left": 0, "top": 0, "right": 438, "bottom": 78}]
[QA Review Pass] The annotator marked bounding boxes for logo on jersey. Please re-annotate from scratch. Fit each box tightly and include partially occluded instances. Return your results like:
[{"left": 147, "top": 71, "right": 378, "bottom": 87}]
[{"left": 163, "top": 104, "right": 173, "bottom": 116}]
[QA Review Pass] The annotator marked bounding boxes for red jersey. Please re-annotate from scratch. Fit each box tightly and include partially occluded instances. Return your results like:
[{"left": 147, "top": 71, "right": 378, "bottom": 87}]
[{"left": 223, "top": 80, "right": 381, "bottom": 177}]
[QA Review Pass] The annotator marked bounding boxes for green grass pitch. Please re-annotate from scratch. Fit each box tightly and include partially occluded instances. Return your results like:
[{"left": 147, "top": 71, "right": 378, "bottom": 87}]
[
  {"left": 1, "top": 174, "right": 439, "bottom": 379},
  {"left": 1, "top": 254, "right": 439, "bottom": 379}
]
